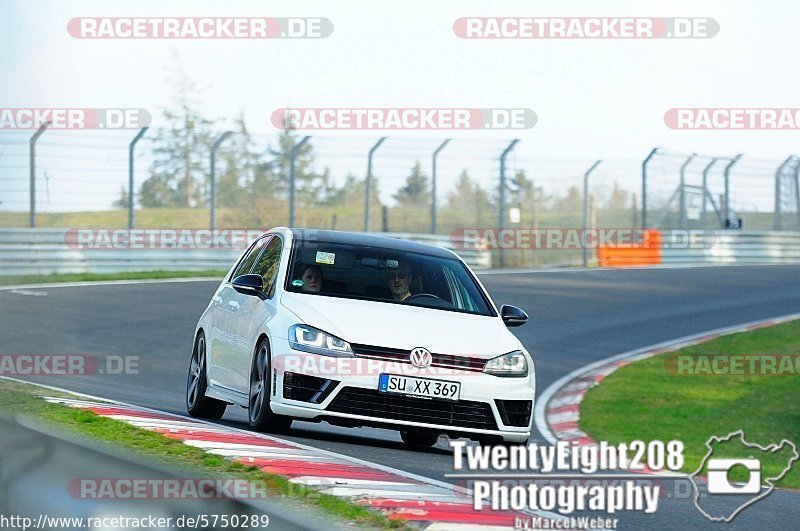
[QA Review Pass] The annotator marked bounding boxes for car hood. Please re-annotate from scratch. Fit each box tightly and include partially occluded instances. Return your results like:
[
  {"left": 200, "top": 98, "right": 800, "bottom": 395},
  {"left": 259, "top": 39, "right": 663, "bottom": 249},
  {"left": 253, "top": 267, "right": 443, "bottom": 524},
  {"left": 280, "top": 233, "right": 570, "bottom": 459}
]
[{"left": 279, "top": 292, "right": 520, "bottom": 359}]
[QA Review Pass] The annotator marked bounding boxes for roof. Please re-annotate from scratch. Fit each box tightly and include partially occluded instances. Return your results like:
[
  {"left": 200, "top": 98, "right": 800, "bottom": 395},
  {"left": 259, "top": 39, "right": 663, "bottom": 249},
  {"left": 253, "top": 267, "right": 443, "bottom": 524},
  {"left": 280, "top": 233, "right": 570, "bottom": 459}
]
[{"left": 285, "top": 228, "right": 455, "bottom": 259}]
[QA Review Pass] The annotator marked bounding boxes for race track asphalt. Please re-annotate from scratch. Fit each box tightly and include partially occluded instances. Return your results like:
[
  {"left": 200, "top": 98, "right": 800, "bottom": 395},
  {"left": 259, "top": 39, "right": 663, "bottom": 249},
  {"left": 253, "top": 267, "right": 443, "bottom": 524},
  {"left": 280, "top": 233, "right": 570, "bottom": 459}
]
[{"left": 2, "top": 264, "right": 799, "bottom": 529}]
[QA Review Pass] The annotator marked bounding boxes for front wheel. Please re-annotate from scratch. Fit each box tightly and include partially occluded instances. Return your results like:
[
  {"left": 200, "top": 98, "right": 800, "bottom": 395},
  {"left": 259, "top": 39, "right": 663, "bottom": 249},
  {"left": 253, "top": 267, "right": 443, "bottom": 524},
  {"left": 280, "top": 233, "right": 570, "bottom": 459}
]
[
  {"left": 249, "top": 338, "right": 292, "bottom": 433},
  {"left": 186, "top": 332, "right": 227, "bottom": 419}
]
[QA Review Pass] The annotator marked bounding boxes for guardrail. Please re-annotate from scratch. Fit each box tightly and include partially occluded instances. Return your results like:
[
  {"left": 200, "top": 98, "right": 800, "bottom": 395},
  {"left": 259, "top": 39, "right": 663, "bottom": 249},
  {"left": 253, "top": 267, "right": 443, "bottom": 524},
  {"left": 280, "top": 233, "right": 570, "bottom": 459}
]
[
  {"left": 0, "top": 228, "right": 491, "bottom": 275},
  {"left": 598, "top": 230, "right": 800, "bottom": 267},
  {"left": 0, "top": 411, "right": 322, "bottom": 530}
]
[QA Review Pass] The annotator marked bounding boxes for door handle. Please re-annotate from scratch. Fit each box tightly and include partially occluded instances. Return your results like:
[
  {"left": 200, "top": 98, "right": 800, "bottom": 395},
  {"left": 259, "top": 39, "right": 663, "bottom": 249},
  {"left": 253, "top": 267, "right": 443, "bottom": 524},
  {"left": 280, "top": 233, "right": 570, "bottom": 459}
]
[{"left": 228, "top": 300, "right": 240, "bottom": 309}]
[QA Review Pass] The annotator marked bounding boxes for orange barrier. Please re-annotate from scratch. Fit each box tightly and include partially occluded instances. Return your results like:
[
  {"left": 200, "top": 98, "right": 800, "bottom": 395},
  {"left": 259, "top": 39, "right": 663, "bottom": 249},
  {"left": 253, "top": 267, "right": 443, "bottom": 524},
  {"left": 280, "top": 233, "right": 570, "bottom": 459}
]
[{"left": 597, "top": 229, "right": 662, "bottom": 267}]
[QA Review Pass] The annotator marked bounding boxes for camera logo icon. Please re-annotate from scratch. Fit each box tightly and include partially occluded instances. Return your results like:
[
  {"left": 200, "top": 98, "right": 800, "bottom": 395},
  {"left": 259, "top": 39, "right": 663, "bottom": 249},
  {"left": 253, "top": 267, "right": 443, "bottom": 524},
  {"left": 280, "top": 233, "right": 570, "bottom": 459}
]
[
  {"left": 690, "top": 430, "right": 798, "bottom": 522},
  {"left": 706, "top": 458, "right": 761, "bottom": 494}
]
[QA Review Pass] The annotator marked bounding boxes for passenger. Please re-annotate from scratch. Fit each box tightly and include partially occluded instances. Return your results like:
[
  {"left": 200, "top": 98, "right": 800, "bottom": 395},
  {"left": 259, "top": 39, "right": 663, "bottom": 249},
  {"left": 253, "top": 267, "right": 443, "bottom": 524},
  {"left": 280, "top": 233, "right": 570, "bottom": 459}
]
[
  {"left": 386, "top": 265, "right": 412, "bottom": 301},
  {"left": 298, "top": 264, "right": 323, "bottom": 293}
]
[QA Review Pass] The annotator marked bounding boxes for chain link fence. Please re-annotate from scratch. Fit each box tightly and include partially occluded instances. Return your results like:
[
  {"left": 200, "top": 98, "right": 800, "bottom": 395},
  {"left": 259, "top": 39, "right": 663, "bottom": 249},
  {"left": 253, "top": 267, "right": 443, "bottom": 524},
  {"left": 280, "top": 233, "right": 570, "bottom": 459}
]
[{"left": 2, "top": 129, "right": 799, "bottom": 268}]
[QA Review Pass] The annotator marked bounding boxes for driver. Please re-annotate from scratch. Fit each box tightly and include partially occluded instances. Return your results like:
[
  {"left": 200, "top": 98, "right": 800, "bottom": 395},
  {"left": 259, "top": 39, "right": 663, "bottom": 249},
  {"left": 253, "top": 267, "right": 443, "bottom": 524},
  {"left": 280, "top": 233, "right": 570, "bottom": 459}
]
[
  {"left": 298, "top": 264, "right": 323, "bottom": 293},
  {"left": 386, "top": 265, "right": 412, "bottom": 301}
]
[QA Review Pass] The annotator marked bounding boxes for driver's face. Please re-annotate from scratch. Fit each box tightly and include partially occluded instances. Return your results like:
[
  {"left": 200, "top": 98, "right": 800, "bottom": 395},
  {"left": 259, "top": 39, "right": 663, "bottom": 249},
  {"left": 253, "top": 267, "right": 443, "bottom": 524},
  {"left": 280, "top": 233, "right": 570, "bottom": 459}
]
[
  {"left": 301, "top": 268, "right": 322, "bottom": 292},
  {"left": 387, "top": 269, "right": 411, "bottom": 299}
]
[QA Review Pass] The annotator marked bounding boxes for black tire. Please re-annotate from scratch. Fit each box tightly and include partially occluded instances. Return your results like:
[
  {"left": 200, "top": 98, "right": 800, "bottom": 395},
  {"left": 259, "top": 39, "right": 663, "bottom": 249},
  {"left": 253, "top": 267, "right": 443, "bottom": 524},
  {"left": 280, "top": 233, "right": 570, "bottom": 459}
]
[
  {"left": 248, "top": 338, "right": 292, "bottom": 433},
  {"left": 186, "top": 332, "right": 227, "bottom": 419},
  {"left": 400, "top": 430, "right": 439, "bottom": 447}
]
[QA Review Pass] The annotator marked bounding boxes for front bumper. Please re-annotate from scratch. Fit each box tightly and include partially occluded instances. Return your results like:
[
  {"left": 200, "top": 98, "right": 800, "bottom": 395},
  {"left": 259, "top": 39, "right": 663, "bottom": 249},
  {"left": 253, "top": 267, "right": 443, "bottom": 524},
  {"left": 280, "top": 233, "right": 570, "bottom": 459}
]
[{"left": 270, "top": 344, "right": 535, "bottom": 442}]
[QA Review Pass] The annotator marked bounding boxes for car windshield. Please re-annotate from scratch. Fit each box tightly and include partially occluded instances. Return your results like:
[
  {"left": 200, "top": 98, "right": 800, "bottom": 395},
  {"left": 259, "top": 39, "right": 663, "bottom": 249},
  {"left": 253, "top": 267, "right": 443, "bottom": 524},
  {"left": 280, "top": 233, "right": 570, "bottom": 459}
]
[{"left": 285, "top": 240, "right": 495, "bottom": 316}]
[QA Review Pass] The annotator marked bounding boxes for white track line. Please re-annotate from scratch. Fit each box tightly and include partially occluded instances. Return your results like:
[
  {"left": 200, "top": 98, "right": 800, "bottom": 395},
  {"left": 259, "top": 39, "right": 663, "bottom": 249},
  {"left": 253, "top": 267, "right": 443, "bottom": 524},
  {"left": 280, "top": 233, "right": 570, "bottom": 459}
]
[{"left": 0, "top": 277, "right": 222, "bottom": 291}]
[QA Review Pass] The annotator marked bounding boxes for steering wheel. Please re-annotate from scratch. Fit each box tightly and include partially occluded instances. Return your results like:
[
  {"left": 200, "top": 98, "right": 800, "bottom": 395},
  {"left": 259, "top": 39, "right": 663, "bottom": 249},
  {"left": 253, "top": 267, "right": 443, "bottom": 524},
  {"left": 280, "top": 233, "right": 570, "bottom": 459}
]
[{"left": 405, "top": 293, "right": 442, "bottom": 302}]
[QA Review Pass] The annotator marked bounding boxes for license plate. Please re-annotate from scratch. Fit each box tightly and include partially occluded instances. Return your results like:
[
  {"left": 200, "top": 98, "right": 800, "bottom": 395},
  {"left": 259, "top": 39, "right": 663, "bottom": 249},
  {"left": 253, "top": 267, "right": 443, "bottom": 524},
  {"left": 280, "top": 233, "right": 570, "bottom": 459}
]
[{"left": 378, "top": 374, "right": 461, "bottom": 401}]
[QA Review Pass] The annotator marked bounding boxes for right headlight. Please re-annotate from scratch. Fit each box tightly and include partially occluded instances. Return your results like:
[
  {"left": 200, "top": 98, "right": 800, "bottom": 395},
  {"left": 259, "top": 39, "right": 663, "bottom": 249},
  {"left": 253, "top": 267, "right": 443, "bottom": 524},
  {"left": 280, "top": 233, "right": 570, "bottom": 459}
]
[
  {"left": 483, "top": 350, "right": 528, "bottom": 377},
  {"left": 288, "top": 324, "right": 354, "bottom": 357}
]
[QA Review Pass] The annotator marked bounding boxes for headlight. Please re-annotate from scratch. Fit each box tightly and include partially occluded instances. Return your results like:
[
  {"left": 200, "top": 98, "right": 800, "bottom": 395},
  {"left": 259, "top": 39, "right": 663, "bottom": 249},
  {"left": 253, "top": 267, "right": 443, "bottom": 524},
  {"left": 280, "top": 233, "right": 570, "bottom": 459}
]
[
  {"left": 288, "top": 325, "right": 354, "bottom": 357},
  {"left": 483, "top": 350, "right": 528, "bottom": 377}
]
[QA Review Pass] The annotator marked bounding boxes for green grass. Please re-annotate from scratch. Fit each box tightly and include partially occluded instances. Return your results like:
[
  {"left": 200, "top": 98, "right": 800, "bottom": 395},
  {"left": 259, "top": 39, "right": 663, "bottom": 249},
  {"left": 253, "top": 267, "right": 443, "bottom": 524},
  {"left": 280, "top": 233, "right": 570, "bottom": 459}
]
[
  {"left": 0, "top": 205, "right": 639, "bottom": 269},
  {"left": 580, "top": 320, "right": 800, "bottom": 489},
  {"left": 0, "top": 269, "right": 228, "bottom": 286},
  {"left": 0, "top": 378, "right": 405, "bottom": 529}
]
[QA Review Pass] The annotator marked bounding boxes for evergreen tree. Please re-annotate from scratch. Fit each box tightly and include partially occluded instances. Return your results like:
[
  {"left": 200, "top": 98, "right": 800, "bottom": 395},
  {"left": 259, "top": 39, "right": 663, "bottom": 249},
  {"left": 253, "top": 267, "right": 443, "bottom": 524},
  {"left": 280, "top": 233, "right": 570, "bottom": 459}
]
[
  {"left": 393, "top": 162, "right": 429, "bottom": 206},
  {"left": 140, "top": 54, "right": 217, "bottom": 208},
  {"left": 324, "top": 173, "right": 382, "bottom": 208},
  {"left": 216, "top": 114, "right": 281, "bottom": 209}
]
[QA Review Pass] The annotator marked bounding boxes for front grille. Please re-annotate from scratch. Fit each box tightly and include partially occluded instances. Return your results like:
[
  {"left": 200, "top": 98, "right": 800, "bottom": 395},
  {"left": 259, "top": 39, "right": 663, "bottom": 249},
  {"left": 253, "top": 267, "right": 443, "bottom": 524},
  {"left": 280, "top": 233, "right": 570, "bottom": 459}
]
[
  {"left": 495, "top": 399, "right": 532, "bottom": 427},
  {"left": 327, "top": 387, "right": 498, "bottom": 430},
  {"left": 283, "top": 372, "right": 339, "bottom": 404},
  {"left": 351, "top": 343, "right": 486, "bottom": 371}
]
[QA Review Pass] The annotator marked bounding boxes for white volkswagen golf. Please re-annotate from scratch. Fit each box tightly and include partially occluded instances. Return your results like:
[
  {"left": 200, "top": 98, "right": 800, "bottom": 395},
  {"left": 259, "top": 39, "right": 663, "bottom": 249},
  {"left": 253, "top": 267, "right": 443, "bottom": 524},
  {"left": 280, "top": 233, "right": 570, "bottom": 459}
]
[{"left": 187, "top": 228, "right": 535, "bottom": 445}]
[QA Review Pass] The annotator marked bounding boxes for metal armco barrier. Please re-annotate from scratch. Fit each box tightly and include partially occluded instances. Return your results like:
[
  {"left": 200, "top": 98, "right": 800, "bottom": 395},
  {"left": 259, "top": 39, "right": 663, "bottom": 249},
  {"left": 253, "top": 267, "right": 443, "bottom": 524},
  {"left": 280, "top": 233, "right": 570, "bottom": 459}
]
[
  {"left": 598, "top": 230, "right": 800, "bottom": 267},
  {"left": 0, "top": 228, "right": 491, "bottom": 275},
  {"left": 0, "top": 412, "right": 325, "bottom": 530}
]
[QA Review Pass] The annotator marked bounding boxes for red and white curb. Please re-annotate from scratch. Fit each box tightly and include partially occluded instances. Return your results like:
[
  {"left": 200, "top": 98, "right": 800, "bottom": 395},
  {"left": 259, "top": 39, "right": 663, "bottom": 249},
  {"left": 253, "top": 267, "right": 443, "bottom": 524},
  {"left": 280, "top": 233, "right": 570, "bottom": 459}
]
[
  {"left": 534, "top": 312, "right": 800, "bottom": 448},
  {"left": 43, "top": 395, "right": 557, "bottom": 529}
]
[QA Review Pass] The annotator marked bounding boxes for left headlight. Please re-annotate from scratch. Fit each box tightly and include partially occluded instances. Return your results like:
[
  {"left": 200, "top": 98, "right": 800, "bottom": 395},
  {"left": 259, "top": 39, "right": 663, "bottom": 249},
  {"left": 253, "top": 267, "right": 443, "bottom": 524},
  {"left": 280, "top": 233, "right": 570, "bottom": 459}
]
[
  {"left": 483, "top": 350, "right": 528, "bottom": 377},
  {"left": 288, "top": 324, "right": 354, "bottom": 357}
]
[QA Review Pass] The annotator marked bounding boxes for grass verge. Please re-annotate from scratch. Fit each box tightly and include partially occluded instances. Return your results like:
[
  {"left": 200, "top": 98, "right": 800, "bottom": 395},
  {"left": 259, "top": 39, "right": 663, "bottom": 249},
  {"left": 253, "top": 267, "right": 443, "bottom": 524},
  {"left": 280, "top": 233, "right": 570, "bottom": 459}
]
[
  {"left": 580, "top": 319, "right": 800, "bottom": 489},
  {"left": 0, "top": 378, "right": 404, "bottom": 529},
  {"left": 0, "top": 270, "right": 228, "bottom": 286}
]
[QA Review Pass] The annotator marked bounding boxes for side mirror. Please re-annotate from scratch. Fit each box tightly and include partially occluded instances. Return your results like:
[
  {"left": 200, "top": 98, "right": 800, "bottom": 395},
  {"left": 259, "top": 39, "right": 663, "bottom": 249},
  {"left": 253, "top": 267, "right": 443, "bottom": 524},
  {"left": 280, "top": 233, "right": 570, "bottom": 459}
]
[
  {"left": 232, "top": 274, "right": 264, "bottom": 296},
  {"left": 501, "top": 304, "right": 528, "bottom": 327}
]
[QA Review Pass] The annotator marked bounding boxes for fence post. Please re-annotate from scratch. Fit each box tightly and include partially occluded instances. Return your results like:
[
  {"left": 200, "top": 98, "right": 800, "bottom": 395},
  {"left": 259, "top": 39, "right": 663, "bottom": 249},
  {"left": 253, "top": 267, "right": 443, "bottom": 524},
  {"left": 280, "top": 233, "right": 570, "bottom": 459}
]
[
  {"left": 431, "top": 139, "right": 451, "bottom": 234},
  {"left": 723, "top": 154, "right": 742, "bottom": 227},
  {"left": 128, "top": 127, "right": 149, "bottom": 229},
  {"left": 795, "top": 162, "right": 800, "bottom": 229},
  {"left": 288, "top": 135, "right": 311, "bottom": 227},
  {"left": 641, "top": 148, "right": 659, "bottom": 229},
  {"left": 773, "top": 156, "right": 798, "bottom": 231},
  {"left": 700, "top": 157, "right": 718, "bottom": 230},
  {"left": 29, "top": 122, "right": 50, "bottom": 228},
  {"left": 582, "top": 160, "right": 602, "bottom": 267},
  {"left": 678, "top": 154, "right": 697, "bottom": 229},
  {"left": 210, "top": 131, "right": 233, "bottom": 230},
  {"left": 498, "top": 139, "right": 520, "bottom": 268},
  {"left": 364, "top": 137, "right": 387, "bottom": 232}
]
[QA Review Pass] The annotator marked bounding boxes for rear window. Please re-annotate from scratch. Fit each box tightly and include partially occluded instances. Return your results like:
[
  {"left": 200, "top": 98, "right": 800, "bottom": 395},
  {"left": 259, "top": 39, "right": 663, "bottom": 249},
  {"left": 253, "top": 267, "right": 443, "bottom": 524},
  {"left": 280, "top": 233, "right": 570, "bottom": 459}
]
[{"left": 284, "top": 240, "right": 495, "bottom": 317}]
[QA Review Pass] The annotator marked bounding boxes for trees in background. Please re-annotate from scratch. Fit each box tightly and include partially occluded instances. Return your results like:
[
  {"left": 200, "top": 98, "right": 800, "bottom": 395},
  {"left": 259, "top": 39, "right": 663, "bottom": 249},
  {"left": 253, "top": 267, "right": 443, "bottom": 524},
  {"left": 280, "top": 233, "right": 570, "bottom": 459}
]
[
  {"left": 393, "top": 162, "right": 430, "bottom": 206},
  {"left": 132, "top": 59, "right": 635, "bottom": 221}
]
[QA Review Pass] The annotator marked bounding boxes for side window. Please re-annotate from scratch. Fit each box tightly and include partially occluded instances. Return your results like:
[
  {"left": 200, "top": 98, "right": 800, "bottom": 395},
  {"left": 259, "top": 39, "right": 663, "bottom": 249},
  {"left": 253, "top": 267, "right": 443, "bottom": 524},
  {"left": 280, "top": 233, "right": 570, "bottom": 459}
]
[
  {"left": 231, "top": 237, "right": 269, "bottom": 280},
  {"left": 253, "top": 237, "right": 283, "bottom": 297}
]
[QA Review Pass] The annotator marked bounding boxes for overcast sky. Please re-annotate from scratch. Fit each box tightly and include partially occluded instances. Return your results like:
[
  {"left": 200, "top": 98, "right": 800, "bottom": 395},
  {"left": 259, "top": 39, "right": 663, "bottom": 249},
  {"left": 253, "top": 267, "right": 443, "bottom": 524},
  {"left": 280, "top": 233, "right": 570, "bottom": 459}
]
[{"left": 1, "top": 0, "right": 796, "bottom": 212}]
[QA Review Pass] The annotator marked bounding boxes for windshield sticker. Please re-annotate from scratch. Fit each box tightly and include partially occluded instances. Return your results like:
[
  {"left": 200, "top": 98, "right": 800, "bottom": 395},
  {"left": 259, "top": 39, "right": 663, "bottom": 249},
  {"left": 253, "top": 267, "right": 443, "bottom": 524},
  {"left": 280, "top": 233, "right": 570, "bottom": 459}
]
[
  {"left": 291, "top": 279, "right": 304, "bottom": 287},
  {"left": 316, "top": 251, "right": 335, "bottom": 265}
]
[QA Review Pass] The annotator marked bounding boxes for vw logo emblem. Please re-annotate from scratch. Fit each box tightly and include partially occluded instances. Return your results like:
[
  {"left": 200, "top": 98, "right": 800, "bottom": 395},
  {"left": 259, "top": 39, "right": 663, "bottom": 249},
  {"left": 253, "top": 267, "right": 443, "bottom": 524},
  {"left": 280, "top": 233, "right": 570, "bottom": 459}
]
[{"left": 410, "top": 347, "right": 432, "bottom": 368}]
